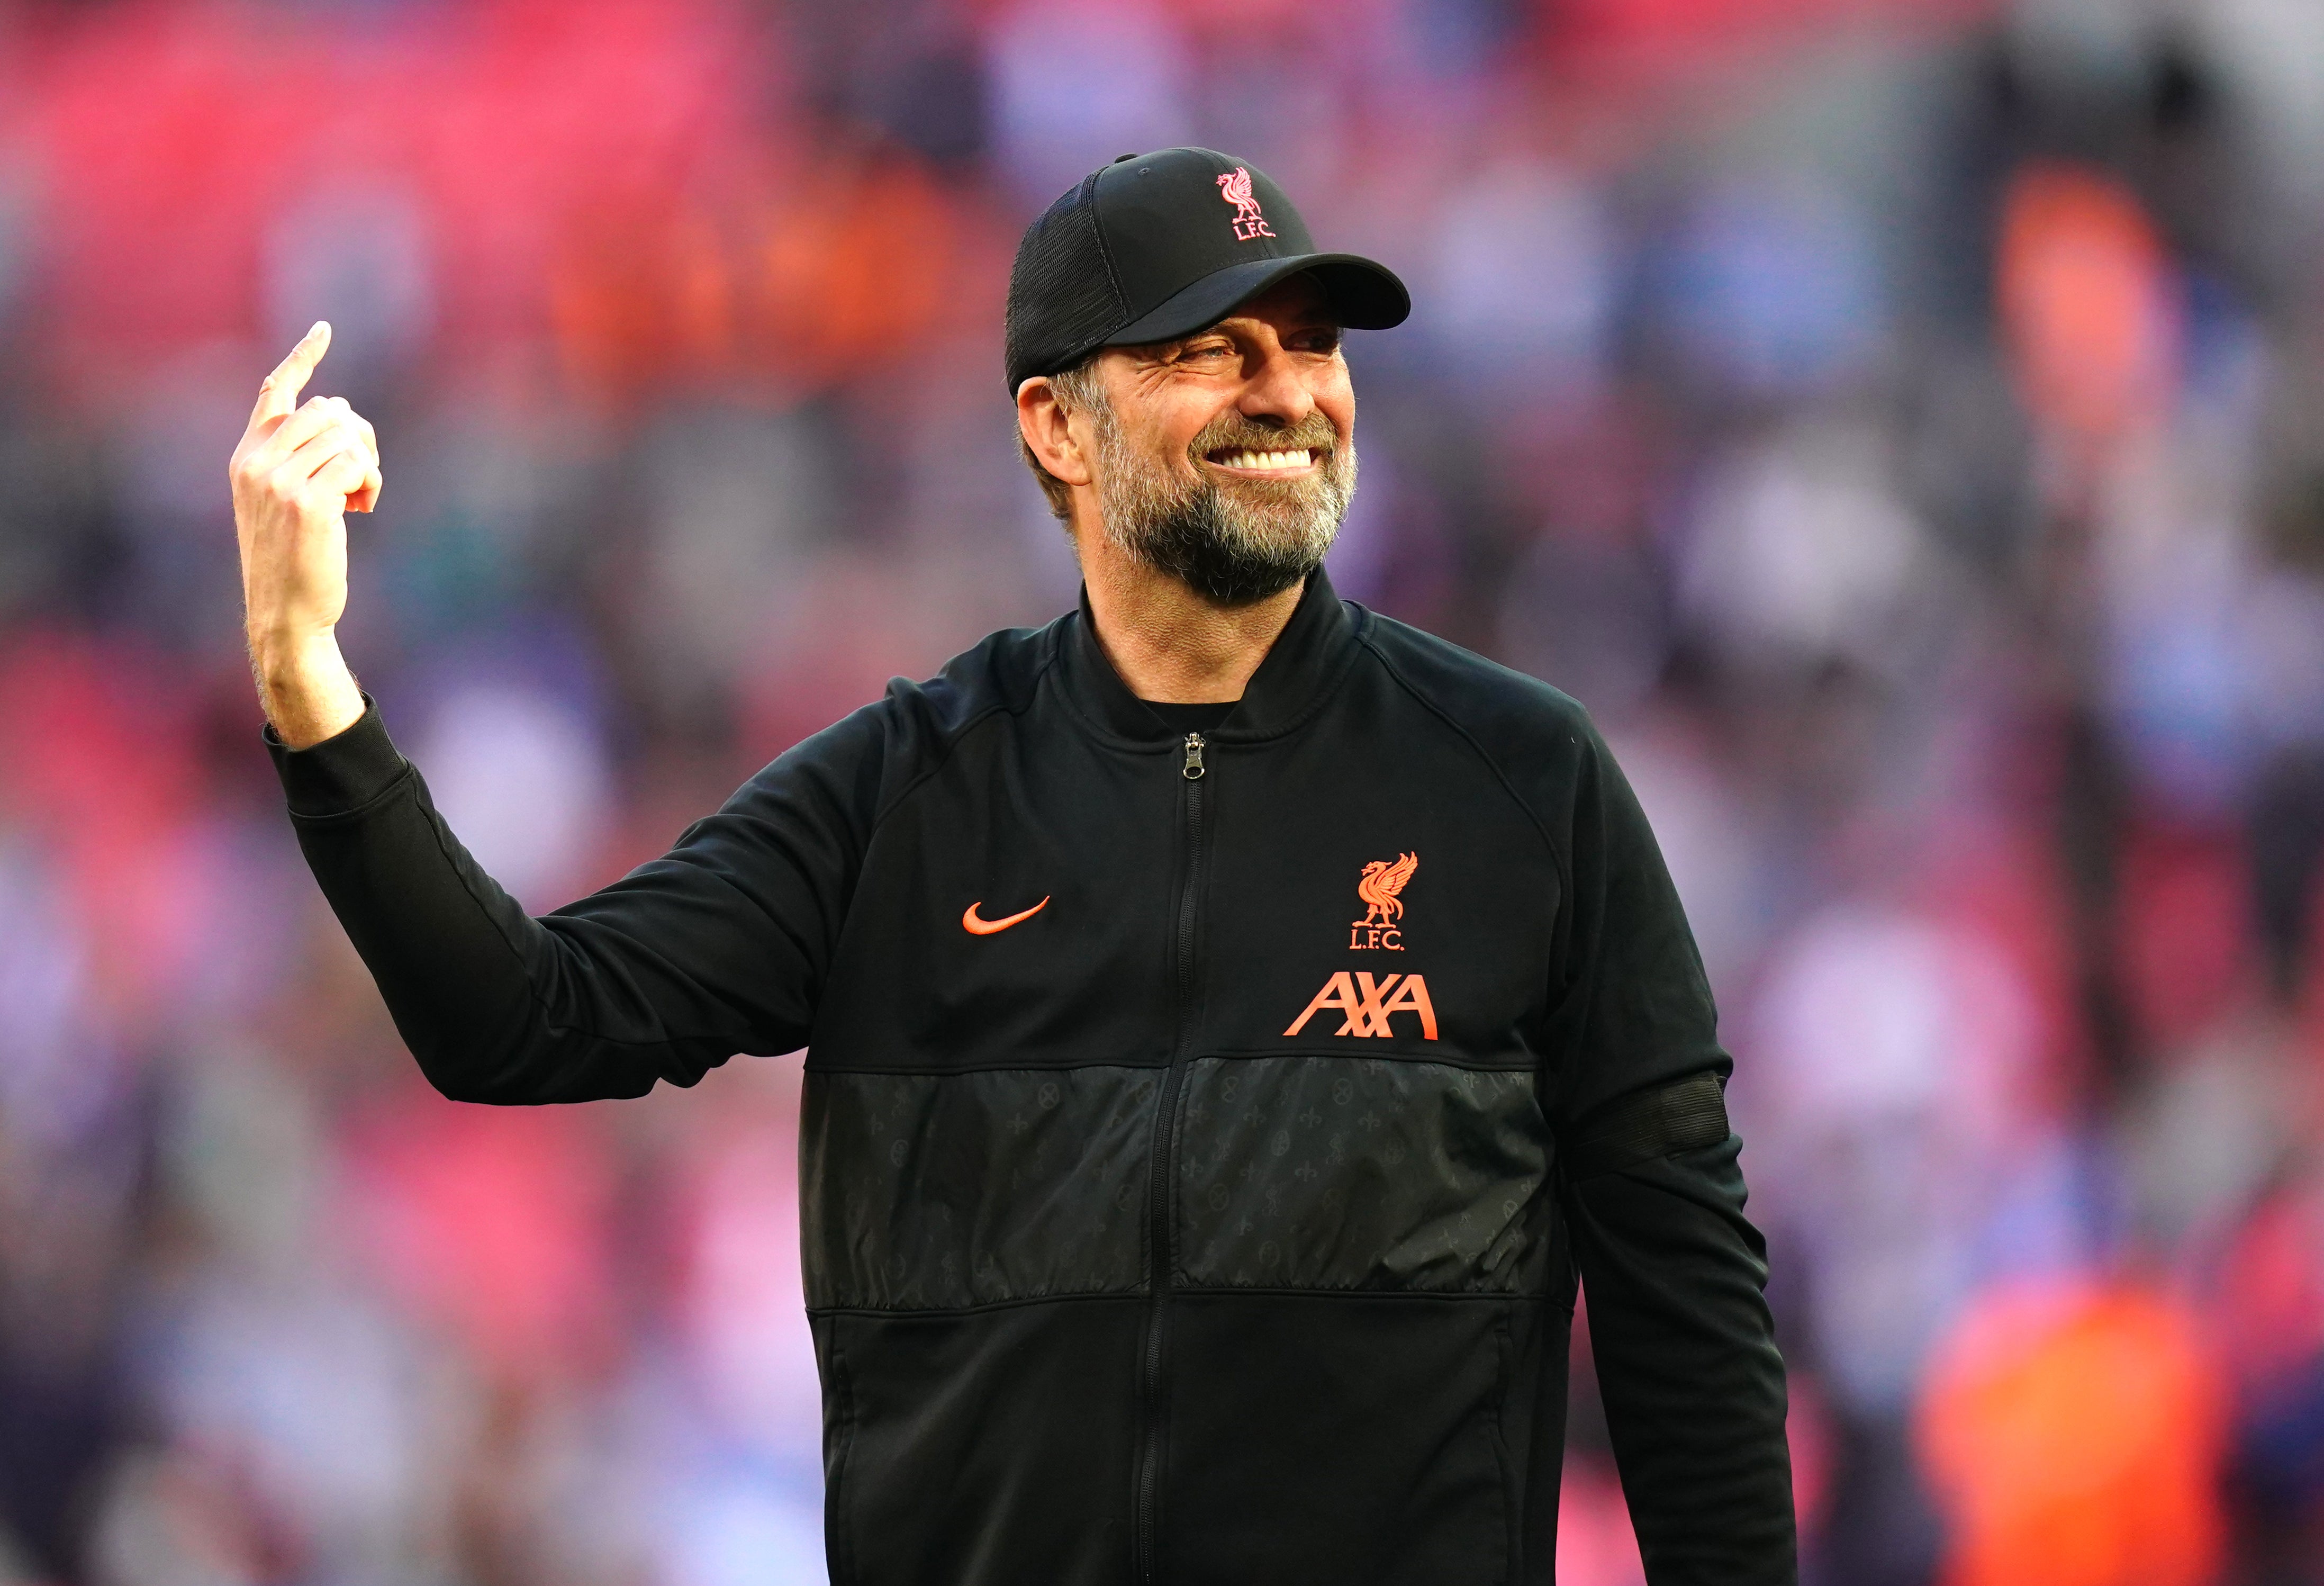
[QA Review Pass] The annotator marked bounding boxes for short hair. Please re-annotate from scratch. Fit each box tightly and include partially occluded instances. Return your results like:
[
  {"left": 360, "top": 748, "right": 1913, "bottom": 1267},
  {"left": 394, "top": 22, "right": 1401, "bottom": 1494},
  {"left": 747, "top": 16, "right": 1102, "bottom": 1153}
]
[{"left": 1018, "top": 354, "right": 1107, "bottom": 522}]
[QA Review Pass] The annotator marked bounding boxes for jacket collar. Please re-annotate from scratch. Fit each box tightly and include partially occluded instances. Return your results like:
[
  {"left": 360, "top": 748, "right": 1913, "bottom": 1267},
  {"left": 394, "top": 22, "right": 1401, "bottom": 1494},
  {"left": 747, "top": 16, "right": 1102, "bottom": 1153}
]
[{"left": 1059, "top": 566, "right": 1361, "bottom": 746}]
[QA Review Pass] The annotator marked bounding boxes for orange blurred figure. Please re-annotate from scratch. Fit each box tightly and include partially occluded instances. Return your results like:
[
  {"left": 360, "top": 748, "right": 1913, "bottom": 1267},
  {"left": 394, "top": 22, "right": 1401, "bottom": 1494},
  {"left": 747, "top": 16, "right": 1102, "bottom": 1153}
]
[
  {"left": 1996, "top": 163, "right": 2182, "bottom": 455},
  {"left": 1918, "top": 1279, "right": 2227, "bottom": 1586}
]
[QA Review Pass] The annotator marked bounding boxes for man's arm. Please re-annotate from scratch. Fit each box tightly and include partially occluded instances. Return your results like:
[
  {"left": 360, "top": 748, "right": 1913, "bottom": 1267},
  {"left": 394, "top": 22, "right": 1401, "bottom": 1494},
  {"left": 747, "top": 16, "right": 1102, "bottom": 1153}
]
[
  {"left": 1547, "top": 724, "right": 1796, "bottom": 1584},
  {"left": 230, "top": 321, "right": 376, "bottom": 751},
  {"left": 232, "top": 327, "right": 863, "bottom": 1101},
  {"left": 269, "top": 700, "right": 873, "bottom": 1101}
]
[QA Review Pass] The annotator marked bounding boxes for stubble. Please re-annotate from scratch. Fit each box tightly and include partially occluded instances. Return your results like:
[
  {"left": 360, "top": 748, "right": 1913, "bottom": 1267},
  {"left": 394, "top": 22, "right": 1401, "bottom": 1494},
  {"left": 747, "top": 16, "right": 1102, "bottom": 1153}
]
[{"left": 1087, "top": 403, "right": 1358, "bottom": 606}]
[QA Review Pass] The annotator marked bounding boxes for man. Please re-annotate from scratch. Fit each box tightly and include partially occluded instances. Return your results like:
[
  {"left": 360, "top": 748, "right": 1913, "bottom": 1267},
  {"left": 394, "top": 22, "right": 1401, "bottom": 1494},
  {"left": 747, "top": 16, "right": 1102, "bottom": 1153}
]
[{"left": 229, "top": 149, "right": 1794, "bottom": 1584}]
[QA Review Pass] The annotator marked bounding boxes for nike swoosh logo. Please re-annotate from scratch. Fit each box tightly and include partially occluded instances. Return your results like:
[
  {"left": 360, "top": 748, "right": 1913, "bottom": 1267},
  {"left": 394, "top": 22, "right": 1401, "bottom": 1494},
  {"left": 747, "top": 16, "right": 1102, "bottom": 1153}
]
[{"left": 962, "top": 897, "right": 1050, "bottom": 935}]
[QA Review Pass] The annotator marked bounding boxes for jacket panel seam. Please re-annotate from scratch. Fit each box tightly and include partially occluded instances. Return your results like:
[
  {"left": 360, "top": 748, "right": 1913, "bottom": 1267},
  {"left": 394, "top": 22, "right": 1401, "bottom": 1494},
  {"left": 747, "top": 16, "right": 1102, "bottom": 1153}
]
[
  {"left": 861, "top": 642, "right": 1060, "bottom": 835},
  {"left": 799, "top": 1052, "right": 1539, "bottom": 1075},
  {"left": 804, "top": 1289, "right": 1545, "bottom": 1320},
  {"left": 807, "top": 1290, "right": 1153, "bottom": 1320},
  {"left": 865, "top": 694, "right": 1019, "bottom": 830},
  {"left": 803, "top": 1057, "right": 1172, "bottom": 1075},
  {"left": 1198, "top": 1045, "right": 1541, "bottom": 1071},
  {"left": 1355, "top": 634, "right": 1573, "bottom": 907},
  {"left": 1164, "top": 1285, "right": 1550, "bottom": 1302},
  {"left": 1169, "top": 1279, "right": 1544, "bottom": 1297}
]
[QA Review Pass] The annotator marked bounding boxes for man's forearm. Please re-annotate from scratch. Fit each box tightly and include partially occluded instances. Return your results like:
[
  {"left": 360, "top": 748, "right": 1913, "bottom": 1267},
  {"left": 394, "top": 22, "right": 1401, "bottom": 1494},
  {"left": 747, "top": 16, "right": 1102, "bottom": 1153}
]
[
  {"left": 1570, "top": 1139, "right": 1797, "bottom": 1584},
  {"left": 250, "top": 627, "right": 365, "bottom": 750}
]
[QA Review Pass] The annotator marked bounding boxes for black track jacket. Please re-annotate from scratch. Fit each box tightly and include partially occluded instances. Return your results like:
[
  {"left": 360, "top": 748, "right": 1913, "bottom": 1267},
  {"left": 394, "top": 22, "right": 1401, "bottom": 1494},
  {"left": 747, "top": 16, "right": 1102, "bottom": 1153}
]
[{"left": 270, "top": 570, "right": 1795, "bottom": 1585}]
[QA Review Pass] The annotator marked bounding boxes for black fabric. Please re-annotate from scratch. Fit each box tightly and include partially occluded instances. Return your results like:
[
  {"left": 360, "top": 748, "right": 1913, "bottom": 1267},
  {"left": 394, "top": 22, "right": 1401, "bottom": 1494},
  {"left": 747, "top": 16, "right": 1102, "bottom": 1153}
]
[
  {"left": 267, "top": 699, "right": 406, "bottom": 815},
  {"left": 1139, "top": 700, "right": 1234, "bottom": 735},
  {"left": 1003, "top": 146, "right": 1409, "bottom": 391},
  {"left": 1565, "top": 1070, "right": 1731, "bottom": 1182},
  {"left": 1160, "top": 1293, "right": 1536, "bottom": 1584},
  {"left": 272, "top": 565, "right": 1795, "bottom": 1585},
  {"left": 1174, "top": 1057, "right": 1547, "bottom": 1293},
  {"left": 803, "top": 1067, "right": 1158, "bottom": 1309},
  {"left": 818, "top": 1301, "right": 1148, "bottom": 1586},
  {"left": 1106, "top": 253, "right": 1409, "bottom": 353}
]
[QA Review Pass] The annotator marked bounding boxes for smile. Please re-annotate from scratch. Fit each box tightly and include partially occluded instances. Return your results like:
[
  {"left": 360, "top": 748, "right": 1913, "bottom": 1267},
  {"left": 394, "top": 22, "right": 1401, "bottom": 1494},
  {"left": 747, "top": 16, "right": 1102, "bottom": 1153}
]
[{"left": 1206, "top": 447, "right": 1321, "bottom": 475}]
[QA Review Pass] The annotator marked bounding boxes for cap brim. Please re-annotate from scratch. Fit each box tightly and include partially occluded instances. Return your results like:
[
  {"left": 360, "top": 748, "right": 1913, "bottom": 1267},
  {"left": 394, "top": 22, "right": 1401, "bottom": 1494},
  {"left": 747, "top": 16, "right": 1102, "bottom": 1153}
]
[{"left": 1105, "top": 253, "right": 1410, "bottom": 350}]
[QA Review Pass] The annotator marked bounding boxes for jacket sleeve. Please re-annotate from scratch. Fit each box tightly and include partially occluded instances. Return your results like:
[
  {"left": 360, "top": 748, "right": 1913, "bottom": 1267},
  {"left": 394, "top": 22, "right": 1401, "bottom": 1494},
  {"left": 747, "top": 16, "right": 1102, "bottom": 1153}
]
[
  {"left": 268, "top": 697, "right": 883, "bottom": 1103},
  {"left": 1547, "top": 722, "right": 1796, "bottom": 1585}
]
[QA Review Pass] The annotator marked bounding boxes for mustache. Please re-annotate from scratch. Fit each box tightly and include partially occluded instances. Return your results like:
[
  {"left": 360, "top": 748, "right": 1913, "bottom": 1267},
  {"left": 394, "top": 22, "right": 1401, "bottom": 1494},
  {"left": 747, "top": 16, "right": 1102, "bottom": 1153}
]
[{"left": 1186, "top": 411, "right": 1342, "bottom": 467}]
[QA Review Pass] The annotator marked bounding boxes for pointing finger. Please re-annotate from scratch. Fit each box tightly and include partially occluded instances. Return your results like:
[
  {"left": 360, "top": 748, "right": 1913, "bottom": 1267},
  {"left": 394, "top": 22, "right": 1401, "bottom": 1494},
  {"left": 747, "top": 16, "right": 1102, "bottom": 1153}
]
[{"left": 249, "top": 321, "right": 332, "bottom": 428}]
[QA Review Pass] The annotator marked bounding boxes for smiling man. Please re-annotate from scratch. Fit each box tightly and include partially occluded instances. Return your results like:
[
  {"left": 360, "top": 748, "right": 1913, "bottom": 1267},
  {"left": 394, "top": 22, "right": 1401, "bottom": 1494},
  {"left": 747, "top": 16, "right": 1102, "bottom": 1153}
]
[{"left": 231, "top": 149, "right": 1795, "bottom": 1585}]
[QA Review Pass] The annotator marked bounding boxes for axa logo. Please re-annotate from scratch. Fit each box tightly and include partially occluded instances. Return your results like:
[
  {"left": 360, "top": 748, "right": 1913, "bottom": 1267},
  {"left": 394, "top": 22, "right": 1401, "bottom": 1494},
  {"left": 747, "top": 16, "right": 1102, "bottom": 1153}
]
[
  {"left": 1350, "top": 851, "right": 1416, "bottom": 951},
  {"left": 1284, "top": 971, "right": 1438, "bottom": 1040},
  {"left": 1217, "top": 167, "right": 1274, "bottom": 242}
]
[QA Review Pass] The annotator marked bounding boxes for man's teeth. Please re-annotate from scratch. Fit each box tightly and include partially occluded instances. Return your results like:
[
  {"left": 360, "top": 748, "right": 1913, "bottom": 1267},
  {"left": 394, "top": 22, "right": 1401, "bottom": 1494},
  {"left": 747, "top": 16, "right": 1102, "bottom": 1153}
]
[{"left": 1217, "top": 448, "right": 1313, "bottom": 471}]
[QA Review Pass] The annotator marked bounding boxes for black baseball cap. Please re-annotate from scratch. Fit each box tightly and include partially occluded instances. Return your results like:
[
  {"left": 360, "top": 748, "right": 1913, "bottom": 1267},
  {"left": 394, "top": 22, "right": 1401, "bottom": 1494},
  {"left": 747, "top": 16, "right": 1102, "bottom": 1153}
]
[{"left": 1003, "top": 147, "right": 1409, "bottom": 394}]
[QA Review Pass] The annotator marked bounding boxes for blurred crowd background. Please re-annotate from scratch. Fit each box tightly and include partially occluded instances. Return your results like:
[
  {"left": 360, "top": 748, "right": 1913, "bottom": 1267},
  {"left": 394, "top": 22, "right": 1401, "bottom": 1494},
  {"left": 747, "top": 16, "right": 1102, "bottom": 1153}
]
[{"left": 0, "top": 0, "right": 2321, "bottom": 1581}]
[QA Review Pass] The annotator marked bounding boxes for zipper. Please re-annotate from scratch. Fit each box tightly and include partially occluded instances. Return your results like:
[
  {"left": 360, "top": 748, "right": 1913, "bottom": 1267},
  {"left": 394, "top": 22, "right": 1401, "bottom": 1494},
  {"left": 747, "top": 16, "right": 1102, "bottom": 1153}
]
[{"left": 1134, "top": 732, "right": 1209, "bottom": 1583}]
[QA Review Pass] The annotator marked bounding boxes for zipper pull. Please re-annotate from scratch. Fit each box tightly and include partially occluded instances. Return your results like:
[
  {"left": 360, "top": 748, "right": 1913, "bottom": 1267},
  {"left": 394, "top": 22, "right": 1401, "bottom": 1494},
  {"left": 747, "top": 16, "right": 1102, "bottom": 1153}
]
[{"left": 1182, "top": 732, "right": 1206, "bottom": 780}]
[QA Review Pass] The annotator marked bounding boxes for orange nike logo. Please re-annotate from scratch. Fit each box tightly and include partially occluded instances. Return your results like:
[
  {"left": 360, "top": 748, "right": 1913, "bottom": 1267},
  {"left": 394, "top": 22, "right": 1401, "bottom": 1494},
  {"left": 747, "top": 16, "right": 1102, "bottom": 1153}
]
[{"left": 963, "top": 897, "right": 1050, "bottom": 935}]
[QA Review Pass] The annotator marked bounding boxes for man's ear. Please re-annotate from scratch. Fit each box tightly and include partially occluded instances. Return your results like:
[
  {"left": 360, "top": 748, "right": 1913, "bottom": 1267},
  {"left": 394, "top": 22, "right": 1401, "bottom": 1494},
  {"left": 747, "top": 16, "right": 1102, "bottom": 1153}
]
[{"left": 1017, "top": 377, "right": 1094, "bottom": 488}]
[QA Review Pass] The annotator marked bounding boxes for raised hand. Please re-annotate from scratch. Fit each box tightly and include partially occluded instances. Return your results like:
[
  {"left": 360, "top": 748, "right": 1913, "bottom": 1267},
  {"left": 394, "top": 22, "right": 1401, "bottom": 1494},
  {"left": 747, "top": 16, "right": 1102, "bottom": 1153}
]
[{"left": 228, "top": 322, "right": 379, "bottom": 748}]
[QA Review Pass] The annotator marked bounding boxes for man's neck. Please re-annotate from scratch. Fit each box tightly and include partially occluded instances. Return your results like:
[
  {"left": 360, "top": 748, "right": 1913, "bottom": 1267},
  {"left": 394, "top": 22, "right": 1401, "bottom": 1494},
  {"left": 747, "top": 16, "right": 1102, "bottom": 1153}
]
[{"left": 1074, "top": 524, "right": 1306, "bottom": 705}]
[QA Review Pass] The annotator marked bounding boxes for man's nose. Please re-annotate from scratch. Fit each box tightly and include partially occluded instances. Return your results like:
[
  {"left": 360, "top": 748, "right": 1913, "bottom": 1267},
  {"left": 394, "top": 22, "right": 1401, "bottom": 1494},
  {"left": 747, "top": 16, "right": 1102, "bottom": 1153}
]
[{"left": 1237, "top": 345, "right": 1315, "bottom": 427}]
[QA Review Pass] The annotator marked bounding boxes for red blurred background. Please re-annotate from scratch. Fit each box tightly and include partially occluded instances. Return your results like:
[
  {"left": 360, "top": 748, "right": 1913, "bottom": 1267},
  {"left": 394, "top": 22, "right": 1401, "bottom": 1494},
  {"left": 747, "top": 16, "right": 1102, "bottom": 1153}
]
[{"left": 2, "top": 1, "right": 2322, "bottom": 1582}]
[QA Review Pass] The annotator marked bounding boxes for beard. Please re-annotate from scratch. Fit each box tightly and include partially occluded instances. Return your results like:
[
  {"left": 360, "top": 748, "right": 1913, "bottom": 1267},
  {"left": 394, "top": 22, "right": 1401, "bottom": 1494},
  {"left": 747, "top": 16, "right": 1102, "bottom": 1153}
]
[{"left": 1088, "top": 403, "right": 1357, "bottom": 606}]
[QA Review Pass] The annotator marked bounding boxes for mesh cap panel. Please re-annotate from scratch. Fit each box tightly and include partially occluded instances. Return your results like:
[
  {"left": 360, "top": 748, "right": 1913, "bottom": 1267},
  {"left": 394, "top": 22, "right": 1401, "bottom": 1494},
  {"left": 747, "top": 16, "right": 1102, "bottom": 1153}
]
[{"left": 1004, "top": 173, "right": 1126, "bottom": 393}]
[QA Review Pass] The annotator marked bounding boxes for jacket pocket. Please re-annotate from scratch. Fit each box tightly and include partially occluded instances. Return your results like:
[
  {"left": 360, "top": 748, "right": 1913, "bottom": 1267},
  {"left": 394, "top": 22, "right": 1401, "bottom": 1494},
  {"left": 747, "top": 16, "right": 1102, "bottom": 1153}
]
[
  {"left": 817, "top": 1303, "right": 1146, "bottom": 1586},
  {"left": 1160, "top": 1292, "right": 1520, "bottom": 1585}
]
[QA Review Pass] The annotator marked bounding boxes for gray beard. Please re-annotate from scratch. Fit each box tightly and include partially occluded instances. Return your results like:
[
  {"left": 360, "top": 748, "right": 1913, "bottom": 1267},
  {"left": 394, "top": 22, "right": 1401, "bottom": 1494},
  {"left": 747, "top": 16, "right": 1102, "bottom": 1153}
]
[{"left": 1088, "top": 409, "right": 1357, "bottom": 606}]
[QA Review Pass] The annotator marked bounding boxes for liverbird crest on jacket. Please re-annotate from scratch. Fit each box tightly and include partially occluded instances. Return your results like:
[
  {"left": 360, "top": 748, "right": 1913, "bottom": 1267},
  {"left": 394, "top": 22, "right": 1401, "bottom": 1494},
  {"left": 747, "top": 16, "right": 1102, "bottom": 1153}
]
[{"left": 1347, "top": 851, "right": 1418, "bottom": 951}]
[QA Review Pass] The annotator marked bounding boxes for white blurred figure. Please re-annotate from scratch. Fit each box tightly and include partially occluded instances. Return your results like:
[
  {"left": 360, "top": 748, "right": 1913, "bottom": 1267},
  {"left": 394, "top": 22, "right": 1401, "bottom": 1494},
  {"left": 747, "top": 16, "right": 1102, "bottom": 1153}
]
[
  {"left": 413, "top": 686, "right": 612, "bottom": 912},
  {"left": 1747, "top": 902, "right": 2047, "bottom": 1412},
  {"left": 661, "top": 1473, "right": 829, "bottom": 1586},
  {"left": 985, "top": 0, "right": 1193, "bottom": 206},
  {"left": 1425, "top": 157, "right": 1616, "bottom": 401},
  {"left": 2193, "top": 0, "right": 2324, "bottom": 221},
  {"left": 1677, "top": 418, "right": 1952, "bottom": 687},
  {"left": 656, "top": 1057, "right": 827, "bottom": 1586},
  {"left": 150, "top": 1279, "right": 448, "bottom": 1579}
]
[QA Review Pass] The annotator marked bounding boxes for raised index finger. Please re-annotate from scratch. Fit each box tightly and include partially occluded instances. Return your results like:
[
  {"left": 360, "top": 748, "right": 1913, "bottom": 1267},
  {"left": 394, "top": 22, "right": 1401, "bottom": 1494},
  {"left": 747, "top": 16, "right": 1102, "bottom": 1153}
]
[{"left": 249, "top": 321, "right": 332, "bottom": 427}]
